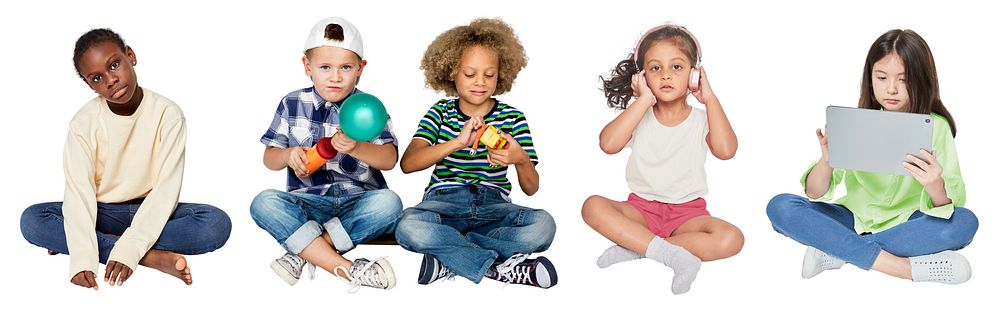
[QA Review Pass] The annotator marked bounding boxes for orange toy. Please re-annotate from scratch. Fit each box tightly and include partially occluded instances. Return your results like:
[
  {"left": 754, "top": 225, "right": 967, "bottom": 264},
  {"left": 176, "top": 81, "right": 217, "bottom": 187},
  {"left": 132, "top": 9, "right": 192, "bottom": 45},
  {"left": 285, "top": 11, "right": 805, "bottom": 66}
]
[
  {"left": 473, "top": 125, "right": 509, "bottom": 150},
  {"left": 304, "top": 137, "right": 337, "bottom": 175}
]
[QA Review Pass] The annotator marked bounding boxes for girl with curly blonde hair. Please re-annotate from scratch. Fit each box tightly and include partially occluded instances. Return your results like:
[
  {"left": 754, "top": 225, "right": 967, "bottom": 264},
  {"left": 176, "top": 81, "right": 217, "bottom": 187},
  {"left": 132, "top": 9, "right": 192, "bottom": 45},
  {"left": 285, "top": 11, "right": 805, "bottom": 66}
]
[{"left": 395, "top": 18, "right": 557, "bottom": 289}]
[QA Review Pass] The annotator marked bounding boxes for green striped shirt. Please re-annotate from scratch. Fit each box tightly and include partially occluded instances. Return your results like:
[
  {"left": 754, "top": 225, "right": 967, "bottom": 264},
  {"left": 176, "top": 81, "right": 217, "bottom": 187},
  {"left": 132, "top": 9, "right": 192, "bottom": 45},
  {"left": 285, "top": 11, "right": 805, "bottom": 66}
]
[{"left": 413, "top": 98, "right": 538, "bottom": 195}]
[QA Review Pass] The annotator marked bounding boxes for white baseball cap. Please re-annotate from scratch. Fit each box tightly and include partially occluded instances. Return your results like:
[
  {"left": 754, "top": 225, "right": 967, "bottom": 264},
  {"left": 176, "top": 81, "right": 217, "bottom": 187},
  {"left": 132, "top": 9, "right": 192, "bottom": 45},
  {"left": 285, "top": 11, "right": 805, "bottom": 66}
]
[{"left": 303, "top": 17, "right": 363, "bottom": 58}]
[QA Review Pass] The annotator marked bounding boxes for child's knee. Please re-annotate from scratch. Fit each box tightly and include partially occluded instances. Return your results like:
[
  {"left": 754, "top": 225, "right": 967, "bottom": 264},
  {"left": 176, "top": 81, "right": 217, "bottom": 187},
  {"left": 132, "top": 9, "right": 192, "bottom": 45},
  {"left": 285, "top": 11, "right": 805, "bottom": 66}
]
[
  {"left": 522, "top": 209, "right": 556, "bottom": 247},
  {"left": 716, "top": 226, "right": 745, "bottom": 258},
  {"left": 363, "top": 189, "right": 404, "bottom": 221},
  {"left": 581, "top": 195, "right": 608, "bottom": 222},
  {"left": 946, "top": 207, "right": 979, "bottom": 247},
  {"left": 20, "top": 203, "right": 57, "bottom": 242},
  {"left": 394, "top": 221, "right": 428, "bottom": 251},
  {"left": 249, "top": 189, "right": 286, "bottom": 222},
  {"left": 202, "top": 206, "right": 232, "bottom": 249},
  {"left": 766, "top": 193, "right": 805, "bottom": 226}
]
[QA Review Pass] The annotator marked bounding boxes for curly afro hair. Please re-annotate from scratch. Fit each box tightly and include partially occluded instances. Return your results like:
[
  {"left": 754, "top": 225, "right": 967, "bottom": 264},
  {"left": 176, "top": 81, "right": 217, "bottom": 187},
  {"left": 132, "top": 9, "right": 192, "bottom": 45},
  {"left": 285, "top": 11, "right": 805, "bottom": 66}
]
[{"left": 420, "top": 18, "right": 527, "bottom": 97}]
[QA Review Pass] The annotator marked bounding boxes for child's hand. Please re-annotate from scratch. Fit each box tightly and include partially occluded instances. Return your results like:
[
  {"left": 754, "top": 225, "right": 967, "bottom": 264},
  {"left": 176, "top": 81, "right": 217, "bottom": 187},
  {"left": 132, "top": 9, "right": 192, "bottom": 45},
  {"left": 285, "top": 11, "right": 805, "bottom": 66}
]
[
  {"left": 104, "top": 260, "right": 133, "bottom": 286},
  {"left": 816, "top": 127, "right": 830, "bottom": 164},
  {"left": 331, "top": 128, "right": 358, "bottom": 154},
  {"left": 903, "top": 149, "right": 944, "bottom": 188},
  {"left": 452, "top": 116, "right": 484, "bottom": 151},
  {"left": 486, "top": 132, "right": 528, "bottom": 167},
  {"left": 285, "top": 147, "right": 310, "bottom": 177},
  {"left": 70, "top": 270, "right": 99, "bottom": 290},
  {"left": 631, "top": 70, "right": 654, "bottom": 105},
  {"left": 691, "top": 67, "right": 718, "bottom": 104}
]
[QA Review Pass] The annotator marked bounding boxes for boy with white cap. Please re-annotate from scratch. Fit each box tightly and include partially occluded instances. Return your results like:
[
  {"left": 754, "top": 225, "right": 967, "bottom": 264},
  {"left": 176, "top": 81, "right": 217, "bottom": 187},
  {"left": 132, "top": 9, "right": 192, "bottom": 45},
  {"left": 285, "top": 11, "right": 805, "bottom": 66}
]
[{"left": 249, "top": 17, "right": 402, "bottom": 292}]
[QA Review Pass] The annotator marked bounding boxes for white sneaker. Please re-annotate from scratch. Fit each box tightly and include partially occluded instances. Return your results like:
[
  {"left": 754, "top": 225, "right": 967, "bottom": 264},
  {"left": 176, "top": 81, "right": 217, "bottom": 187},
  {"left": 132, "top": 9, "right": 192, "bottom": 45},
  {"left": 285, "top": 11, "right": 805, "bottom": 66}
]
[
  {"left": 270, "top": 253, "right": 315, "bottom": 286},
  {"left": 802, "top": 247, "right": 846, "bottom": 279},
  {"left": 335, "top": 257, "right": 396, "bottom": 293},
  {"left": 910, "top": 250, "right": 971, "bottom": 284}
]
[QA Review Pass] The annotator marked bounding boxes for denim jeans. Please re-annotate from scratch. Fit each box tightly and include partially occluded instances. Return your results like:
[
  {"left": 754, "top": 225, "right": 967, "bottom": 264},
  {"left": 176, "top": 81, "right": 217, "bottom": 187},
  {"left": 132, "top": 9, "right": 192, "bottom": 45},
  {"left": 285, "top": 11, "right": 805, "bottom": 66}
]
[
  {"left": 394, "top": 185, "right": 557, "bottom": 283},
  {"left": 249, "top": 188, "right": 402, "bottom": 254},
  {"left": 20, "top": 200, "right": 231, "bottom": 263},
  {"left": 766, "top": 193, "right": 978, "bottom": 269}
]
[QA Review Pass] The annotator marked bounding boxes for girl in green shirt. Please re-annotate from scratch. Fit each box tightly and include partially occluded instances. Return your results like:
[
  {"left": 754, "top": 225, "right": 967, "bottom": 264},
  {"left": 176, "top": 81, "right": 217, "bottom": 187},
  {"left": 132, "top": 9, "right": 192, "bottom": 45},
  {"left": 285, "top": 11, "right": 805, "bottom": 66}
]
[{"left": 766, "top": 29, "right": 978, "bottom": 284}]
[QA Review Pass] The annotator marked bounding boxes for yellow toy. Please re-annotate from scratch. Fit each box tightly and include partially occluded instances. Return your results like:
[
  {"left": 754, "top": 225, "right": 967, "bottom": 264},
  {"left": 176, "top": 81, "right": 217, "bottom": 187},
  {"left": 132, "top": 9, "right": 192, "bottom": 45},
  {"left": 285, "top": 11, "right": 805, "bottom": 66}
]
[{"left": 473, "top": 125, "right": 509, "bottom": 150}]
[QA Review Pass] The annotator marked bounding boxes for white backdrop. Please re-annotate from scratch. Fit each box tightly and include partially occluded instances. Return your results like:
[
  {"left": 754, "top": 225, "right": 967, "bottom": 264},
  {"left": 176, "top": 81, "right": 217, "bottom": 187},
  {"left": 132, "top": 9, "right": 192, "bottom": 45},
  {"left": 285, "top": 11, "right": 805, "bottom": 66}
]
[{"left": 1, "top": 0, "right": 995, "bottom": 311}]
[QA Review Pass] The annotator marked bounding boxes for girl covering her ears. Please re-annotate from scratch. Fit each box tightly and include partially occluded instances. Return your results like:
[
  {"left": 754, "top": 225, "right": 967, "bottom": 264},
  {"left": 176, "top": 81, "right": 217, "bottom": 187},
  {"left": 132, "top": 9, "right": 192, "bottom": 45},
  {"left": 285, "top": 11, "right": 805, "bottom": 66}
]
[
  {"left": 581, "top": 23, "right": 743, "bottom": 295},
  {"left": 766, "top": 29, "right": 978, "bottom": 284}
]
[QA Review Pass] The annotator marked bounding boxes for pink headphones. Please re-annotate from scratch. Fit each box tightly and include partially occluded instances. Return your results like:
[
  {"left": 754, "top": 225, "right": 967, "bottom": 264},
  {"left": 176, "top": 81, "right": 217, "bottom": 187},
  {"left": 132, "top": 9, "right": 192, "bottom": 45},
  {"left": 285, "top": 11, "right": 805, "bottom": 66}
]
[{"left": 633, "top": 23, "right": 702, "bottom": 92}]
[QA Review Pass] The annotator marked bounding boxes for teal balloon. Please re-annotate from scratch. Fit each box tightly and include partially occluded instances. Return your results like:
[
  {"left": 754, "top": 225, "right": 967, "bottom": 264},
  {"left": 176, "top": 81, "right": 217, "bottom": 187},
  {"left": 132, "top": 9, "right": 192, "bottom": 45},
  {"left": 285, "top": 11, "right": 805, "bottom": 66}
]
[{"left": 339, "top": 93, "right": 388, "bottom": 142}]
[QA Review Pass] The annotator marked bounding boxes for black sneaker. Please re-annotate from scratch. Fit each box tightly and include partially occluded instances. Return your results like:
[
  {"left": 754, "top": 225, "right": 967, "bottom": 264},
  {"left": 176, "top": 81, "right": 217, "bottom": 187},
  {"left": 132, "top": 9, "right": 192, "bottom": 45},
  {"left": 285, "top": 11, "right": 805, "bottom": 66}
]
[
  {"left": 486, "top": 254, "right": 557, "bottom": 288},
  {"left": 417, "top": 254, "right": 454, "bottom": 285}
]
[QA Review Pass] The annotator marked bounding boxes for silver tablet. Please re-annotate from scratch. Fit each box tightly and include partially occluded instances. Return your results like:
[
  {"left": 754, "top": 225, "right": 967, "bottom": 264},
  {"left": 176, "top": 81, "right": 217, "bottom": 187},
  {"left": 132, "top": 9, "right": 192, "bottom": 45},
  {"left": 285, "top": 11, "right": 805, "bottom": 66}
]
[{"left": 826, "top": 106, "right": 933, "bottom": 176}]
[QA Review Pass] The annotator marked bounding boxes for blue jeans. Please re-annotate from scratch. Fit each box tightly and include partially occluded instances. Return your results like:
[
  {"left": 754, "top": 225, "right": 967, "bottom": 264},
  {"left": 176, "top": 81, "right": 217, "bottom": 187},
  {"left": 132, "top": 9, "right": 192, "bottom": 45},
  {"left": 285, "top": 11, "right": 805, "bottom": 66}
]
[
  {"left": 249, "top": 188, "right": 402, "bottom": 254},
  {"left": 766, "top": 193, "right": 978, "bottom": 269},
  {"left": 20, "top": 200, "right": 231, "bottom": 263},
  {"left": 394, "top": 186, "right": 557, "bottom": 283}
]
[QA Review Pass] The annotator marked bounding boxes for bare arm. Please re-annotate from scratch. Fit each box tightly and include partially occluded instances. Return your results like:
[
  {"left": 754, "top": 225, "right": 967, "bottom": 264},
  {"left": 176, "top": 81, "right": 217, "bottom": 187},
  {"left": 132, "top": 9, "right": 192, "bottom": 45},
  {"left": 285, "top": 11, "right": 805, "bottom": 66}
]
[
  {"left": 804, "top": 128, "right": 833, "bottom": 199},
  {"left": 692, "top": 67, "right": 737, "bottom": 160},
  {"left": 329, "top": 131, "right": 397, "bottom": 170},
  {"left": 401, "top": 116, "right": 484, "bottom": 173},
  {"left": 703, "top": 97, "right": 737, "bottom": 160},
  {"left": 600, "top": 73, "right": 655, "bottom": 154}
]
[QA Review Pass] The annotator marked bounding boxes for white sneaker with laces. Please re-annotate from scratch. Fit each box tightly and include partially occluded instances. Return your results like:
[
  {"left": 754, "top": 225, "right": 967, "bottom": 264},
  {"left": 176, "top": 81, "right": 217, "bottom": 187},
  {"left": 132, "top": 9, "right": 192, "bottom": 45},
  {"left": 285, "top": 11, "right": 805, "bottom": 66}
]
[
  {"left": 270, "top": 253, "right": 316, "bottom": 286},
  {"left": 334, "top": 257, "right": 396, "bottom": 293}
]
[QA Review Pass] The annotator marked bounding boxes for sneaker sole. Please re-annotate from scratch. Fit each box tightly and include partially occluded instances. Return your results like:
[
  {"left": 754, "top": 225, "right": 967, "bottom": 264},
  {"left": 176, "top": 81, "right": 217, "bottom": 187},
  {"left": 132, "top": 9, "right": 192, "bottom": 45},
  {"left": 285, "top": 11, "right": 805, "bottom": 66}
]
[
  {"left": 532, "top": 256, "right": 557, "bottom": 288},
  {"left": 270, "top": 260, "right": 299, "bottom": 286},
  {"left": 801, "top": 247, "right": 820, "bottom": 279},
  {"left": 373, "top": 258, "right": 397, "bottom": 289},
  {"left": 418, "top": 254, "right": 436, "bottom": 285}
]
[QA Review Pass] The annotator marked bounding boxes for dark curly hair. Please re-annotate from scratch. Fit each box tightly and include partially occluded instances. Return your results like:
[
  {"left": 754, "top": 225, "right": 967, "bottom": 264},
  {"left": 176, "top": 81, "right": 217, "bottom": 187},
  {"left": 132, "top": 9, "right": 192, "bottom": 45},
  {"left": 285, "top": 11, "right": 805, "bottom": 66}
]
[
  {"left": 859, "top": 29, "right": 956, "bottom": 137},
  {"left": 600, "top": 26, "right": 698, "bottom": 110},
  {"left": 73, "top": 28, "right": 127, "bottom": 80},
  {"left": 420, "top": 18, "right": 527, "bottom": 97}
]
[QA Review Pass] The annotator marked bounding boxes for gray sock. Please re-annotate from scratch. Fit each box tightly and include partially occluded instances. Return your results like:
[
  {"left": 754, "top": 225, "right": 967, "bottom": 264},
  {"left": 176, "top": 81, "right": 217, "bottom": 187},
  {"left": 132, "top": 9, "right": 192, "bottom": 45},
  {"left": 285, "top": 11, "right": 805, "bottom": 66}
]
[
  {"left": 646, "top": 238, "right": 701, "bottom": 295},
  {"left": 596, "top": 245, "right": 642, "bottom": 268}
]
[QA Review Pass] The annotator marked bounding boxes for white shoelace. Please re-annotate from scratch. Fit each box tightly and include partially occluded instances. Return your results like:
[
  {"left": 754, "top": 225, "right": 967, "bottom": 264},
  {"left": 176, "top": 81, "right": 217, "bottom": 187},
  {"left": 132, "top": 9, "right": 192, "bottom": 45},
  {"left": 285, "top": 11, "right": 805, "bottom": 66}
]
[
  {"left": 437, "top": 264, "right": 456, "bottom": 282},
  {"left": 335, "top": 257, "right": 389, "bottom": 293},
  {"left": 494, "top": 253, "right": 531, "bottom": 286},
  {"left": 280, "top": 254, "right": 316, "bottom": 280}
]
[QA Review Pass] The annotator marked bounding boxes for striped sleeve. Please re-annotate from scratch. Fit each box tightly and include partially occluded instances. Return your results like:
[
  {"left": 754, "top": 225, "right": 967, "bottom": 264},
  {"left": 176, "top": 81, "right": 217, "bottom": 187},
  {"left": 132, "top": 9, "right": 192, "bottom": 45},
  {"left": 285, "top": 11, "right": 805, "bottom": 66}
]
[
  {"left": 505, "top": 108, "right": 539, "bottom": 165},
  {"left": 413, "top": 100, "right": 446, "bottom": 144}
]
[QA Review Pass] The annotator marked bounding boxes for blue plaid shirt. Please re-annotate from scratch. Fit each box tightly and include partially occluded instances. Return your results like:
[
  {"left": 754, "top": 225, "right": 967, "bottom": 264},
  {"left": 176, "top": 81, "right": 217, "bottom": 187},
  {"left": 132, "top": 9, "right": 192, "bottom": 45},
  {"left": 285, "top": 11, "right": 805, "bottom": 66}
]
[{"left": 261, "top": 87, "right": 397, "bottom": 196}]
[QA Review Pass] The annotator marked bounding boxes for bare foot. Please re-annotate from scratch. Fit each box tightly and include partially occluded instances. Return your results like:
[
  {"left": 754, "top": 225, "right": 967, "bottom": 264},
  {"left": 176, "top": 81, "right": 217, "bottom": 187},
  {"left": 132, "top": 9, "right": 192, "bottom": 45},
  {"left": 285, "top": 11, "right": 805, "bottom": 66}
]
[{"left": 139, "top": 249, "right": 193, "bottom": 285}]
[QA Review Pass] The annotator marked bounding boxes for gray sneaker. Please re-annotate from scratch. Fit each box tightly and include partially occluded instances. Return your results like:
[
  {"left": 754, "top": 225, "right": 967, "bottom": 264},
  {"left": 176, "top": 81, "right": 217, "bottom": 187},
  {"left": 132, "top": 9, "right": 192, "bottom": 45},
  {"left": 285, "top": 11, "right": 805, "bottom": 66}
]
[
  {"left": 270, "top": 253, "right": 315, "bottom": 286},
  {"left": 337, "top": 257, "right": 396, "bottom": 293}
]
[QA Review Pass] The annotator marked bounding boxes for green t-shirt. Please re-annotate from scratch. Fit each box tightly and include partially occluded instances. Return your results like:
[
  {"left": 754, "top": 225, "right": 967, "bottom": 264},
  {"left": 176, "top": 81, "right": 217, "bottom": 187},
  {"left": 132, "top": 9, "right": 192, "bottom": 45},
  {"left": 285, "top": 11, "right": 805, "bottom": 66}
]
[{"left": 801, "top": 113, "right": 965, "bottom": 233}]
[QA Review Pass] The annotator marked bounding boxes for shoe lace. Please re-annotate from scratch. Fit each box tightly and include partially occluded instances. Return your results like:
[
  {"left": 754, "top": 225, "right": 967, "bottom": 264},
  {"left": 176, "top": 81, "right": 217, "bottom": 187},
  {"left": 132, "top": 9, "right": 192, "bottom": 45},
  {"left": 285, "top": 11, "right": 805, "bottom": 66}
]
[
  {"left": 335, "top": 257, "right": 389, "bottom": 294},
  {"left": 437, "top": 264, "right": 456, "bottom": 282},
  {"left": 495, "top": 253, "right": 531, "bottom": 286},
  {"left": 282, "top": 254, "right": 315, "bottom": 280}
]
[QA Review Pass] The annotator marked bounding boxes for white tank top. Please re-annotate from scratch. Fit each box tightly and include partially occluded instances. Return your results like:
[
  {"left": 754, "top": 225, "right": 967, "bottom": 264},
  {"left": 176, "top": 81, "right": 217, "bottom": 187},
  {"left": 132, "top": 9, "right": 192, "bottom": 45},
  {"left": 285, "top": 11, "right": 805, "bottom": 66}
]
[{"left": 625, "top": 106, "right": 709, "bottom": 203}]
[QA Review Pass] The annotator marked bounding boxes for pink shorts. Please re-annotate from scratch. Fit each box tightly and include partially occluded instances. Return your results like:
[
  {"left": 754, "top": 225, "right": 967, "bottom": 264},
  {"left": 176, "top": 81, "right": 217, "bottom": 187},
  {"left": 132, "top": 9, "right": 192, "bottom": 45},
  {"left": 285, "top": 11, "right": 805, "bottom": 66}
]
[{"left": 626, "top": 193, "right": 711, "bottom": 238}]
